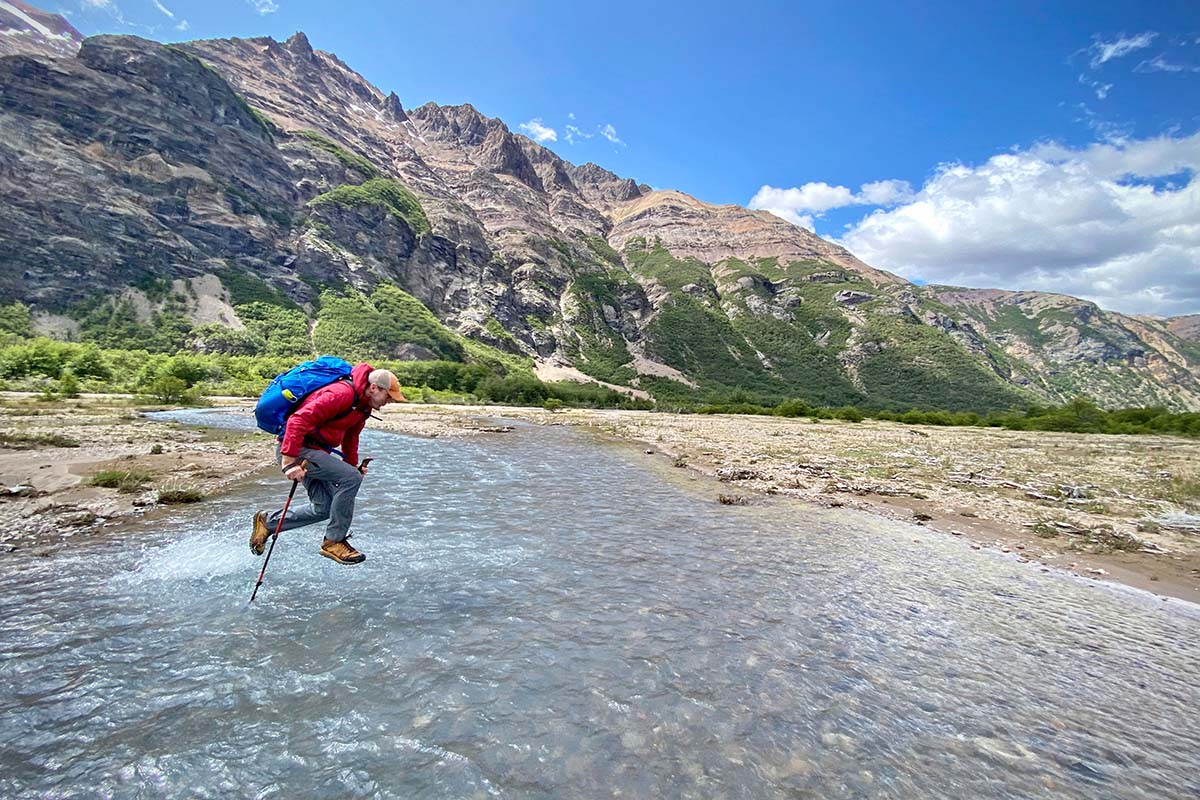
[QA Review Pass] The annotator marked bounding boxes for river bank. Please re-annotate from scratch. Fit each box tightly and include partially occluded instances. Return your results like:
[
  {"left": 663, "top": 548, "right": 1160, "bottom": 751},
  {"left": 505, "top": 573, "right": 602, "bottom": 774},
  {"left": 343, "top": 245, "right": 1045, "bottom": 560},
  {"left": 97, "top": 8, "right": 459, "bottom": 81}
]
[
  {"left": 2, "top": 394, "right": 1198, "bottom": 604},
  {"left": 0, "top": 394, "right": 269, "bottom": 552}
]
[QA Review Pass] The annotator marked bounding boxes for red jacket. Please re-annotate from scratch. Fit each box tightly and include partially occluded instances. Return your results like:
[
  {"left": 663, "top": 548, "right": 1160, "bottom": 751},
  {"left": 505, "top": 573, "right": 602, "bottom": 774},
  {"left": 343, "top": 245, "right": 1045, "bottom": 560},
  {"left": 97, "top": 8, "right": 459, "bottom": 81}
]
[{"left": 280, "top": 362, "right": 374, "bottom": 465}]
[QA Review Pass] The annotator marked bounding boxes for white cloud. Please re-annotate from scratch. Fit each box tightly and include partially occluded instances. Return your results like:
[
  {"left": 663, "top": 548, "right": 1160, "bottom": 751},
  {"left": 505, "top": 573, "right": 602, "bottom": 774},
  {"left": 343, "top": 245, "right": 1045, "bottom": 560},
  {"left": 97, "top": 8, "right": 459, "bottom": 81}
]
[
  {"left": 175, "top": 19, "right": 189, "bottom": 31},
  {"left": 1135, "top": 54, "right": 1200, "bottom": 73},
  {"left": 858, "top": 179, "right": 915, "bottom": 206},
  {"left": 835, "top": 133, "right": 1200, "bottom": 316},
  {"left": 599, "top": 123, "right": 623, "bottom": 145},
  {"left": 78, "top": 0, "right": 147, "bottom": 30},
  {"left": 563, "top": 124, "right": 592, "bottom": 145},
  {"left": 752, "top": 182, "right": 853, "bottom": 214},
  {"left": 748, "top": 179, "right": 913, "bottom": 225},
  {"left": 151, "top": 0, "right": 173, "bottom": 18},
  {"left": 248, "top": 0, "right": 279, "bottom": 14},
  {"left": 1089, "top": 32, "right": 1157, "bottom": 68},
  {"left": 518, "top": 118, "right": 557, "bottom": 143},
  {"left": 1078, "top": 73, "right": 1113, "bottom": 99}
]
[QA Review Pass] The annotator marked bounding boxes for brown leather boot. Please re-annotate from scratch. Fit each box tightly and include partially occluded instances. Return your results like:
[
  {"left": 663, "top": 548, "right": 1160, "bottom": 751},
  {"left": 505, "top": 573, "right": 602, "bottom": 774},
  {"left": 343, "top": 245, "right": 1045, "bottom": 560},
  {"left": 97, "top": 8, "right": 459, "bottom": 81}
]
[
  {"left": 320, "top": 536, "right": 366, "bottom": 564},
  {"left": 249, "top": 511, "right": 271, "bottom": 555}
]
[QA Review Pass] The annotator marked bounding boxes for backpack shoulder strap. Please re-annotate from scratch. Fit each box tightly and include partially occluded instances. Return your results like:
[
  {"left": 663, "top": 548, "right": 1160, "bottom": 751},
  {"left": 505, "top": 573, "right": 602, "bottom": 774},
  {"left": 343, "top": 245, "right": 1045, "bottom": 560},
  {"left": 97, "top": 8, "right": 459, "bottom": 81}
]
[{"left": 324, "top": 377, "right": 366, "bottom": 424}]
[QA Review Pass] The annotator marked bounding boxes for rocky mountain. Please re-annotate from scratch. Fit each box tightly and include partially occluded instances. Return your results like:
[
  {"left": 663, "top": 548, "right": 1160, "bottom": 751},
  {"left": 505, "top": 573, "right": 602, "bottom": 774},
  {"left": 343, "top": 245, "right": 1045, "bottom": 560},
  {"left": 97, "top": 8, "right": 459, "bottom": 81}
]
[
  {"left": 0, "top": 0, "right": 80, "bottom": 59},
  {"left": 1168, "top": 315, "right": 1200, "bottom": 343},
  {"left": 1, "top": 19, "right": 1199, "bottom": 411}
]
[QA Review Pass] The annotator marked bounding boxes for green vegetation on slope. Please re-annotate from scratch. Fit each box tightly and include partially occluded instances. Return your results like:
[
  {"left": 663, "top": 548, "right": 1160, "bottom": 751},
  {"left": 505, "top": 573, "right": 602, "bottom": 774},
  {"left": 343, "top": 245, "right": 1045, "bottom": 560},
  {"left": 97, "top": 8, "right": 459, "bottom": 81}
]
[
  {"left": 294, "top": 130, "right": 379, "bottom": 179},
  {"left": 309, "top": 179, "right": 431, "bottom": 235},
  {"left": 855, "top": 314, "right": 1031, "bottom": 412},
  {"left": 566, "top": 271, "right": 635, "bottom": 384},
  {"left": 626, "top": 241, "right": 713, "bottom": 292}
]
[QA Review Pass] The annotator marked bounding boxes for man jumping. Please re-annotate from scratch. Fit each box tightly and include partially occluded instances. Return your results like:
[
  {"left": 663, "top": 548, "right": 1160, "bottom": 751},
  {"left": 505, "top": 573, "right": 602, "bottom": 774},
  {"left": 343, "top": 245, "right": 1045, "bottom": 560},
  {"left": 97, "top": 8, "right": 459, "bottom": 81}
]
[{"left": 250, "top": 365, "right": 405, "bottom": 564}]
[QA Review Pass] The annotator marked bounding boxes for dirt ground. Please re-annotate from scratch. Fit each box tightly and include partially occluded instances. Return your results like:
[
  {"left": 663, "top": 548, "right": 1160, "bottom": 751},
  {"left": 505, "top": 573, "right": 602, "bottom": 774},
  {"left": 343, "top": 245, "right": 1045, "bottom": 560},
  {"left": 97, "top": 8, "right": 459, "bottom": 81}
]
[
  {"left": 0, "top": 394, "right": 270, "bottom": 551},
  {"left": 2, "top": 394, "right": 1198, "bottom": 605}
]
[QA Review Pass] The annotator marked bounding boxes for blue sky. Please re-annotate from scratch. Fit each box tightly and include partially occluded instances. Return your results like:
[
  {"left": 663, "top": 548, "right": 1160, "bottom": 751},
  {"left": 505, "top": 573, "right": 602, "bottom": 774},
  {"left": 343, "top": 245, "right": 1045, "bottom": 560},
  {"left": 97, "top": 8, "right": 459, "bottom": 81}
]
[{"left": 61, "top": 1, "right": 1200, "bottom": 316}]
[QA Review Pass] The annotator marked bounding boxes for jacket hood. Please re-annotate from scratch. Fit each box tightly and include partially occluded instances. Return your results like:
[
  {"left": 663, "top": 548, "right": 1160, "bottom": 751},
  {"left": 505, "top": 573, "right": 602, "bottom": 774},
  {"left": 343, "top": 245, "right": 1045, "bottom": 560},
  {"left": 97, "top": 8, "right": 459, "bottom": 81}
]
[{"left": 350, "top": 362, "right": 374, "bottom": 397}]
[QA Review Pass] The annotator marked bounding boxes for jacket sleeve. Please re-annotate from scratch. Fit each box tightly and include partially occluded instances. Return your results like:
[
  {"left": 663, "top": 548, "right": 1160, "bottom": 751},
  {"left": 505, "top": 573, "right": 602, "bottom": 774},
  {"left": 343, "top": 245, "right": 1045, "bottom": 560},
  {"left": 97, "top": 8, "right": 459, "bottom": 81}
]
[{"left": 279, "top": 384, "right": 353, "bottom": 460}]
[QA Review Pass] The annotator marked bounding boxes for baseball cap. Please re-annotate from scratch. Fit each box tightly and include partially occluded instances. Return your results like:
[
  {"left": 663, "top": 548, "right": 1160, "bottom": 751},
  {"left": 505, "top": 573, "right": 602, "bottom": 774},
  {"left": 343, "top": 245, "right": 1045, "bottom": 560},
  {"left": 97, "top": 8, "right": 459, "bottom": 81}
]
[{"left": 367, "top": 368, "right": 406, "bottom": 401}]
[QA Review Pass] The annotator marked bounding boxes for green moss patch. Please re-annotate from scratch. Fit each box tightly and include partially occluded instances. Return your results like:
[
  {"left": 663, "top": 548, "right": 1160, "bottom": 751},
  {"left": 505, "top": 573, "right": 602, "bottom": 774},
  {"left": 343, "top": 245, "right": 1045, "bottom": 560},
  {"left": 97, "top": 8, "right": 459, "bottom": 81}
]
[
  {"left": 309, "top": 179, "right": 431, "bottom": 236},
  {"left": 295, "top": 130, "right": 379, "bottom": 179}
]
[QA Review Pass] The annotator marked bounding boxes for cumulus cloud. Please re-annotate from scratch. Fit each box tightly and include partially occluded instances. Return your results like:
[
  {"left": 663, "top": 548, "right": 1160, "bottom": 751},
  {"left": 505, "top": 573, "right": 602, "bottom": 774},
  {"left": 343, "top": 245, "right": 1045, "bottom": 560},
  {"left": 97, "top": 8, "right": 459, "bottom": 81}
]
[
  {"left": 176, "top": 19, "right": 189, "bottom": 31},
  {"left": 248, "top": 0, "right": 279, "bottom": 14},
  {"left": 599, "top": 123, "right": 623, "bottom": 145},
  {"left": 1089, "top": 32, "right": 1157, "bottom": 68},
  {"left": 858, "top": 179, "right": 915, "bottom": 205},
  {"left": 518, "top": 118, "right": 557, "bottom": 143},
  {"left": 836, "top": 133, "right": 1200, "bottom": 316},
  {"left": 748, "top": 179, "right": 913, "bottom": 228}
]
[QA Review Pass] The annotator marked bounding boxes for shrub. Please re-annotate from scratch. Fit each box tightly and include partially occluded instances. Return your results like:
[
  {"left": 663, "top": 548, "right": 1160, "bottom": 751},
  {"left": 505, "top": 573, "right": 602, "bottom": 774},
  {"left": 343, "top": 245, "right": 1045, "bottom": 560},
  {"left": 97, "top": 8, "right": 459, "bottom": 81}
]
[
  {"left": 186, "top": 323, "right": 266, "bottom": 356},
  {"left": 90, "top": 469, "right": 152, "bottom": 492},
  {"left": 57, "top": 370, "right": 80, "bottom": 398},
  {"left": 0, "top": 302, "right": 33, "bottom": 337},
  {"left": 157, "top": 485, "right": 204, "bottom": 504},
  {"left": 834, "top": 406, "right": 865, "bottom": 422},
  {"left": 145, "top": 376, "right": 189, "bottom": 403},
  {"left": 0, "top": 431, "right": 80, "bottom": 449}
]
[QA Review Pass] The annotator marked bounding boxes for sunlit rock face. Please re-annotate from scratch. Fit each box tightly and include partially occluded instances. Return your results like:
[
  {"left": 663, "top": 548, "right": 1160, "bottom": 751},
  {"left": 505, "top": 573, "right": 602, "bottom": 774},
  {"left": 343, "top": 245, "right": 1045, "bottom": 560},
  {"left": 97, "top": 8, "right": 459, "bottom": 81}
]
[{"left": 1, "top": 19, "right": 1198, "bottom": 410}]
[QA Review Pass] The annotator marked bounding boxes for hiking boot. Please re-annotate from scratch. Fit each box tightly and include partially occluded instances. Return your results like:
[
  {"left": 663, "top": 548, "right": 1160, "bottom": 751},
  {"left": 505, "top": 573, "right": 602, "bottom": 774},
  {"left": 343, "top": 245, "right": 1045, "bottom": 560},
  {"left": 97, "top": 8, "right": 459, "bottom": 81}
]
[
  {"left": 249, "top": 510, "right": 271, "bottom": 556},
  {"left": 320, "top": 536, "right": 365, "bottom": 565}
]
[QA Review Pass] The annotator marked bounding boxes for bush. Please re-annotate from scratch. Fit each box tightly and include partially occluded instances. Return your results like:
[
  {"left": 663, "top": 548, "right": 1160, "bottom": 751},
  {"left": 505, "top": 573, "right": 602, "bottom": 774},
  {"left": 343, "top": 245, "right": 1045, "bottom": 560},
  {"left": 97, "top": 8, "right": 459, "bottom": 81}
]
[
  {"left": 0, "top": 431, "right": 80, "bottom": 449},
  {"left": 774, "top": 398, "right": 813, "bottom": 418},
  {"left": 57, "top": 370, "right": 80, "bottom": 398},
  {"left": 834, "top": 406, "right": 865, "bottom": 422},
  {"left": 0, "top": 302, "right": 33, "bottom": 337},
  {"left": 476, "top": 374, "right": 548, "bottom": 405},
  {"left": 90, "top": 469, "right": 152, "bottom": 492},
  {"left": 157, "top": 485, "right": 204, "bottom": 504},
  {"left": 187, "top": 323, "right": 266, "bottom": 356},
  {"left": 145, "top": 375, "right": 188, "bottom": 403}
]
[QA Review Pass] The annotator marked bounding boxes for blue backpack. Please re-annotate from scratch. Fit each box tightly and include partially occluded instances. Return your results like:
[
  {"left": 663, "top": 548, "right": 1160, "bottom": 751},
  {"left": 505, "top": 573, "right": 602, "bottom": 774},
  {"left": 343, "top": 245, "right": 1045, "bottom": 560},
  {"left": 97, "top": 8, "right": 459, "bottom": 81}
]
[{"left": 254, "top": 356, "right": 355, "bottom": 435}]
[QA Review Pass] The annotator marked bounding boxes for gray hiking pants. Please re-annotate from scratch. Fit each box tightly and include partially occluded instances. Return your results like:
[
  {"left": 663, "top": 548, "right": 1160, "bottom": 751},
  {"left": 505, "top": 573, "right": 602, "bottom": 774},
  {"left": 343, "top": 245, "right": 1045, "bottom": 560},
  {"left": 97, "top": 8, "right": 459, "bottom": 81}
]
[{"left": 266, "top": 445, "right": 362, "bottom": 543}]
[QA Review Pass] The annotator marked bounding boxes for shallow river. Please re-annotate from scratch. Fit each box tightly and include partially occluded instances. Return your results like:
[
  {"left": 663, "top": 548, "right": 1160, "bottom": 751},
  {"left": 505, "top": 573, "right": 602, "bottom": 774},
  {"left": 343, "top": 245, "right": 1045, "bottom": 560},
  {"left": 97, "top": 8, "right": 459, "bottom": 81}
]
[{"left": 1, "top": 410, "right": 1197, "bottom": 799}]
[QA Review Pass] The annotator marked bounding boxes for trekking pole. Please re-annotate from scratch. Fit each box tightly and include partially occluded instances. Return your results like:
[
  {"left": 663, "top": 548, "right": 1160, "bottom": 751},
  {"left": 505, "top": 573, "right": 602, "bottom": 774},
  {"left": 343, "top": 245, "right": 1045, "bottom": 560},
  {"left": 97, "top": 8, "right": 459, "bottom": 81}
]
[{"left": 249, "top": 465, "right": 304, "bottom": 604}]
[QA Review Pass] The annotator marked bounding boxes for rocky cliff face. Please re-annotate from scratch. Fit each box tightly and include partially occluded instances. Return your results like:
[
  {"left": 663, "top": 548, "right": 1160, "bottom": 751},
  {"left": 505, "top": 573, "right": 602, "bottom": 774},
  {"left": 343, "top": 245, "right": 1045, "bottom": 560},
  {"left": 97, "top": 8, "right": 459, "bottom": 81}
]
[
  {"left": 1168, "top": 315, "right": 1200, "bottom": 343},
  {"left": 2, "top": 22, "right": 1199, "bottom": 411},
  {"left": 0, "top": 0, "right": 80, "bottom": 59}
]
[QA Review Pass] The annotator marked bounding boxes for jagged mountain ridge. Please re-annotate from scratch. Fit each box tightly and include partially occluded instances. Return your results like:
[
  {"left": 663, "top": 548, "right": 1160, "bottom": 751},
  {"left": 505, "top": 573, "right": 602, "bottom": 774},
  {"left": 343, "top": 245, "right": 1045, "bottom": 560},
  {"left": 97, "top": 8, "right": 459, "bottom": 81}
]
[
  {"left": 0, "top": 0, "right": 81, "bottom": 59},
  {"left": 1, "top": 23, "right": 1199, "bottom": 410}
]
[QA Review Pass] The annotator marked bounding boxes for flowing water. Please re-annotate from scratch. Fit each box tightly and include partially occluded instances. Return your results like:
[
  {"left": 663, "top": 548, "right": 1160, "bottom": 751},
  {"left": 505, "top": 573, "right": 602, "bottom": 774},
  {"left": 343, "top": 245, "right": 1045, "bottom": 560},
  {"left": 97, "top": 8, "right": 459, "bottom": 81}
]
[{"left": 0, "top": 410, "right": 1197, "bottom": 799}]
